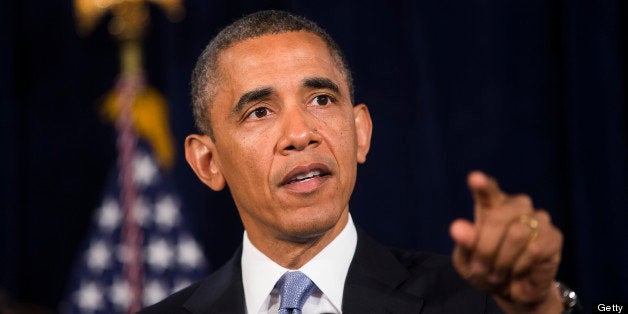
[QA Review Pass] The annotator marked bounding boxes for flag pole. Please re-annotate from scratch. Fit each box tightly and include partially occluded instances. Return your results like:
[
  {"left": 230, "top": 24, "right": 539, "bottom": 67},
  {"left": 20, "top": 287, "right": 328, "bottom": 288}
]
[{"left": 73, "top": 0, "right": 184, "bottom": 312}]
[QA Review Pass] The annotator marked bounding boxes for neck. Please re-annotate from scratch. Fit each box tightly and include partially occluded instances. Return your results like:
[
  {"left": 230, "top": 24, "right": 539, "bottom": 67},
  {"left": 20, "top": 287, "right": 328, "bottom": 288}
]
[{"left": 245, "top": 210, "right": 349, "bottom": 269}]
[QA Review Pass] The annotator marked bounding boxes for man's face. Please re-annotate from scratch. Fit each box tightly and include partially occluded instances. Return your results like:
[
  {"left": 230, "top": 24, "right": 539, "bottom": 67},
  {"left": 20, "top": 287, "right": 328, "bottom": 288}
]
[{"left": 188, "top": 31, "right": 371, "bottom": 243}]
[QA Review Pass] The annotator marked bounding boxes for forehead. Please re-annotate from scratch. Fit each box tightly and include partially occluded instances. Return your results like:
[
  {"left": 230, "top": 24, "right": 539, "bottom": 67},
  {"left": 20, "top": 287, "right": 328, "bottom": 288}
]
[{"left": 215, "top": 31, "right": 346, "bottom": 95}]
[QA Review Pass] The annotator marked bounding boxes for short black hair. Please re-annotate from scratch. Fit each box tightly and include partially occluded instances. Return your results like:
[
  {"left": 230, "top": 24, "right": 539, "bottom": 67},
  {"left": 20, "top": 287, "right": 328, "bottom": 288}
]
[{"left": 190, "top": 10, "right": 354, "bottom": 139}]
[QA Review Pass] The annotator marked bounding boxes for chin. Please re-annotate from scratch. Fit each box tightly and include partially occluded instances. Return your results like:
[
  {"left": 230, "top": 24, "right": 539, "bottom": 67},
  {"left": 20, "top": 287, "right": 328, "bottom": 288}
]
[{"left": 279, "top": 206, "right": 346, "bottom": 242}]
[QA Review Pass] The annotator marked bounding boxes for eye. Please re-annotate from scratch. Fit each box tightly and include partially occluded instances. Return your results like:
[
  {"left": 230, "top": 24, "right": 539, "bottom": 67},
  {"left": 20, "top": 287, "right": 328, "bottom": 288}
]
[
  {"left": 246, "top": 106, "right": 271, "bottom": 120},
  {"left": 311, "top": 94, "right": 335, "bottom": 106}
]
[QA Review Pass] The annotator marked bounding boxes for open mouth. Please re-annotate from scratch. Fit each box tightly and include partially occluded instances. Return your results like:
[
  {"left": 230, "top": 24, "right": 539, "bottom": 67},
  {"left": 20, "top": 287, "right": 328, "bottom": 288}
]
[
  {"left": 286, "top": 169, "right": 326, "bottom": 184},
  {"left": 280, "top": 164, "right": 331, "bottom": 187}
]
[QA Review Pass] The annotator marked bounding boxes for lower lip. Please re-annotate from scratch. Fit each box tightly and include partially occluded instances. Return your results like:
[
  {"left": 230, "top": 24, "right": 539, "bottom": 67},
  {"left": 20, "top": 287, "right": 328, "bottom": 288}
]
[{"left": 282, "top": 175, "right": 328, "bottom": 194}]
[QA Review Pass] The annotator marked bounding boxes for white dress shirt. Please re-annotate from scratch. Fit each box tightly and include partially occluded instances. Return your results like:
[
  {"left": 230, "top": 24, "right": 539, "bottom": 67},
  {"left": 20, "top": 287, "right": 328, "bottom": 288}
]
[{"left": 241, "top": 214, "right": 358, "bottom": 314}]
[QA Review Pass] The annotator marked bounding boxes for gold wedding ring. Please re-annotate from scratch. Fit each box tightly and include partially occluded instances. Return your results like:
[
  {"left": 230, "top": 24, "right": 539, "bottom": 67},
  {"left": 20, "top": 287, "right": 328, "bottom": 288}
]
[{"left": 519, "top": 214, "right": 539, "bottom": 241}]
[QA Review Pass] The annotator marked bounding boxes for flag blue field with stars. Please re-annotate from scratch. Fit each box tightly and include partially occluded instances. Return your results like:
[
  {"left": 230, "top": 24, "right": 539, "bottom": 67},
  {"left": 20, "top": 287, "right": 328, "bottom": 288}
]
[{"left": 62, "top": 144, "right": 208, "bottom": 313}]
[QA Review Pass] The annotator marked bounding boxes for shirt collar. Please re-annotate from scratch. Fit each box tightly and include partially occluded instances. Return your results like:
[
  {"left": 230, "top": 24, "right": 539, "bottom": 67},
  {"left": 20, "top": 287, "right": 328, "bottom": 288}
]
[{"left": 241, "top": 214, "right": 357, "bottom": 314}]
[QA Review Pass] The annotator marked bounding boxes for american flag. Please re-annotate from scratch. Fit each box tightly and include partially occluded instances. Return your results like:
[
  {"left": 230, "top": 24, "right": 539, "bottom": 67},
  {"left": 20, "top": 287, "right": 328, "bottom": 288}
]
[{"left": 61, "top": 144, "right": 208, "bottom": 313}]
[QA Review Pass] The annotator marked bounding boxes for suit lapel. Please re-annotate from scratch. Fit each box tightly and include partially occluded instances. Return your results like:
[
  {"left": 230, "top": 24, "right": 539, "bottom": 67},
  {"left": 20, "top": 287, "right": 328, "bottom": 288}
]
[
  {"left": 172, "top": 226, "right": 497, "bottom": 314},
  {"left": 179, "top": 228, "right": 435, "bottom": 314},
  {"left": 183, "top": 246, "right": 246, "bottom": 314},
  {"left": 342, "top": 228, "right": 425, "bottom": 313}
]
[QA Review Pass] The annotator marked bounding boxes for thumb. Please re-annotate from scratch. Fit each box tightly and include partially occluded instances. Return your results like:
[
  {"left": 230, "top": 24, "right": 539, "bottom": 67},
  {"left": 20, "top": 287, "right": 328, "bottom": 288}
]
[
  {"left": 450, "top": 218, "right": 477, "bottom": 250},
  {"left": 450, "top": 219, "right": 478, "bottom": 278}
]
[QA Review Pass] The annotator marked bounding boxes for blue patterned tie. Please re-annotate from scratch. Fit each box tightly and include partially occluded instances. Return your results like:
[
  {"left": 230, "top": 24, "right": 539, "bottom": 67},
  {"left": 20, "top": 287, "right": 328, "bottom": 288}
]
[{"left": 276, "top": 271, "right": 317, "bottom": 314}]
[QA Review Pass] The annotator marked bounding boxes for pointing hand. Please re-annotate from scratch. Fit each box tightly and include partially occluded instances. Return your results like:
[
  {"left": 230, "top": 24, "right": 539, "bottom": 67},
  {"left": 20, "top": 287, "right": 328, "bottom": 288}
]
[{"left": 450, "top": 171, "right": 564, "bottom": 313}]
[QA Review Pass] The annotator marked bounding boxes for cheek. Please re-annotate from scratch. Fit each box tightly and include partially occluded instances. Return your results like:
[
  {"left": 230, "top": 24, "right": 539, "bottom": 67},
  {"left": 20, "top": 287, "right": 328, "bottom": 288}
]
[
  {"left": 317, "top": 111, "right": 359, "bottom": 169},
  {"left": 331, "top": 114, "right": 358, "bottom": 152},
  {"left": 218, "top": 133, "right": 270, "bottom": 186}
]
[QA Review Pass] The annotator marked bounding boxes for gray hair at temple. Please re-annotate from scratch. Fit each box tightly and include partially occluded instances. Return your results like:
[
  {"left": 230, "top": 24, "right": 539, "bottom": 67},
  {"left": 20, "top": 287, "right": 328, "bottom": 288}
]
[{"left": 190, "top": 10, "right": 354, "bottom": 139}]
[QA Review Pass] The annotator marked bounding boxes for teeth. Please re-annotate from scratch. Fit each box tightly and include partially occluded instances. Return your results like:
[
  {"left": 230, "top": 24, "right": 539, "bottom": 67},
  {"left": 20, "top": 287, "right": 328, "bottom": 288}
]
[{"left": 295, "top": 170, "right": 321, "bottom": 181}]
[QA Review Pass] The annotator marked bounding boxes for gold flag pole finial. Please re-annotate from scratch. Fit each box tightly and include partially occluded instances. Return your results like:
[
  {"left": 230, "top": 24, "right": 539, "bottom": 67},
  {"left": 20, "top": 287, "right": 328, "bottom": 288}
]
[
  {"left": 74, "top": 0, "right": 184, "bottom": 169},
  {"left": 74, "top": 0, "right": 184, "bottom": 38}
]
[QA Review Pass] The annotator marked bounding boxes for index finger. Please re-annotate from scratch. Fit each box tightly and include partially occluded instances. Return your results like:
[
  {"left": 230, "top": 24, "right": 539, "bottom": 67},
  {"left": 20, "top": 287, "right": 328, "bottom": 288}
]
[{"left": 467, "top": 171, "right": 506, "bottom": 212}]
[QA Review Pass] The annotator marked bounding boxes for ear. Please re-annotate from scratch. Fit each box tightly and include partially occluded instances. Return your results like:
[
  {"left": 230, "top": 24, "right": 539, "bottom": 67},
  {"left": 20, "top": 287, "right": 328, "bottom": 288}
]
[
  {"left": 184, "top": 134, "right": 226, "bottom": 191},
  {"left": 353, "top": 103, "right": 373, "bottom": 164}
]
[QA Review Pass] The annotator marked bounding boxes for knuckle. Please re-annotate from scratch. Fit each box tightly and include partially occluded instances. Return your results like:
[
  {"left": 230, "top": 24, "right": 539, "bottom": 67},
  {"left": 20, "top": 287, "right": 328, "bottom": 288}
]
[
  {"left": 492, "top": 256, "right": 510, "bottom": 274},
  {"left": 473, "top": 246, "right": 495, "bottom": 264},
  {"left": 535, "top": 210, "right": 551, "bottom": 224},
  {"left": 473, "top": 247, "right": 491, "bottom": 261},
  {"left": 511, "top": 261, "right": 527, "bottom": 276},
  {"left": 507, "top": 223, "right": 530, "bottom": 242},
  {"left": 514, "top": 194, "right": 533, "bottom": 209},
  {"left": 484, "top": 212, "right": 507, "bottom": 226},
  {"left": 526, "top": 241, "right": 542, "bottom": 256}
]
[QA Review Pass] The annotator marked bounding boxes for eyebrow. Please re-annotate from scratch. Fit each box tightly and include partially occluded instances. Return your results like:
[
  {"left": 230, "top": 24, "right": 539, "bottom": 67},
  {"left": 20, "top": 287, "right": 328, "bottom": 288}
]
[
  {"left": 231, "top": 77, "right": 342, "bottom": 115},
  {"left": 232, "top": 86, "right": 274, "bottom": 115},
  {"left": 302, "top": 77, "right": 341, "bottom": 95}
]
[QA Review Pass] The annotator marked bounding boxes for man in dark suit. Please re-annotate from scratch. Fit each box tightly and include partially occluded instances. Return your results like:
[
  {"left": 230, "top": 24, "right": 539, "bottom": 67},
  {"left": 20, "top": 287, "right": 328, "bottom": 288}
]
[{"left": 141, "top": 10, "right": 578, "bottom": 314}]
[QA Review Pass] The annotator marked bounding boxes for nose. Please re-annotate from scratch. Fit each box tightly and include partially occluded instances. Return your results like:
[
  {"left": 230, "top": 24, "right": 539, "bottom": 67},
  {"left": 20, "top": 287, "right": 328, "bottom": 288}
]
[{"left": 277, "top": 107, "right": 321, "bottom": 155}]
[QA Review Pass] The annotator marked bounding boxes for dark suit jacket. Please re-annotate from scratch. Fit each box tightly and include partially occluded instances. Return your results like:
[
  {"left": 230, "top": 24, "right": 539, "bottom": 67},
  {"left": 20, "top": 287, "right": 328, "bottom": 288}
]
[{"left": 140, "top": 227, "right": 503, "bottom": 314}]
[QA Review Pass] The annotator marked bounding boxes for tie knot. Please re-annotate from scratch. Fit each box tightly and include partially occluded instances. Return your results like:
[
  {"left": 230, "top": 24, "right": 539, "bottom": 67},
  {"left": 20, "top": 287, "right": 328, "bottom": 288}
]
[{"left": 276, "top": 271, "right": 316, "bottom": 313}]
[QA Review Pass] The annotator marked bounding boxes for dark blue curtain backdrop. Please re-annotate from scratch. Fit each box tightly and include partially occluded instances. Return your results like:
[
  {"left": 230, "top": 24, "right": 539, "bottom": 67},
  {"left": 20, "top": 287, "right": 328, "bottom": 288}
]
[{"left": 1, "top": 0, "right": 626, "bottom": 311}]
